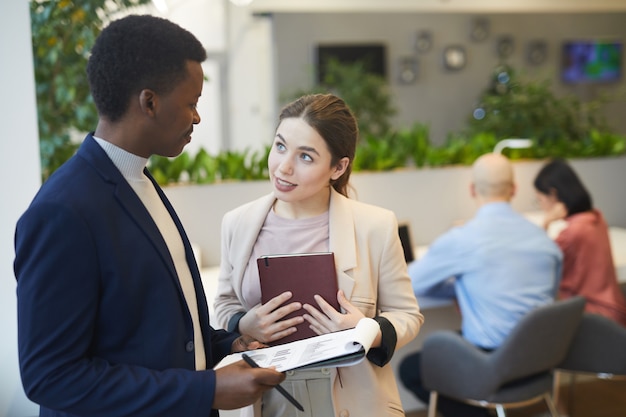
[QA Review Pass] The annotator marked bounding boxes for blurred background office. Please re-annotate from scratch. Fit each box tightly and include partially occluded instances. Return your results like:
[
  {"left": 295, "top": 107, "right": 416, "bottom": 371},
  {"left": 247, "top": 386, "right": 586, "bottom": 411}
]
[{"left": 3, "top": 1, "right": 626, "bottom": 416}]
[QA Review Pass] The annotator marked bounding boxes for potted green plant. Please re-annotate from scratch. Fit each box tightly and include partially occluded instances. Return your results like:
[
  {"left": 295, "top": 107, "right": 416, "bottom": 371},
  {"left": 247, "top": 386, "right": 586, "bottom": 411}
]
[{"left": 31, "top": 0, "right": 150, "bottom": 181}]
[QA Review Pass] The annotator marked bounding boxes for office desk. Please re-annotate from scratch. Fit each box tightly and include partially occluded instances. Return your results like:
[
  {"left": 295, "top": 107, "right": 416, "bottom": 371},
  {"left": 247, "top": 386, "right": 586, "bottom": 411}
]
[{"left": 200, "top": 226, "right": 626, "bottom": 319}]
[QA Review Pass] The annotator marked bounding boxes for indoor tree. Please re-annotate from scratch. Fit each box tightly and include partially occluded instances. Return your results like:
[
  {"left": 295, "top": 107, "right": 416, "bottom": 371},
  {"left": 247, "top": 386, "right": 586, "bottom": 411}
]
[{"left": 30, "top": 0, "right": 150, "bottom": 181}]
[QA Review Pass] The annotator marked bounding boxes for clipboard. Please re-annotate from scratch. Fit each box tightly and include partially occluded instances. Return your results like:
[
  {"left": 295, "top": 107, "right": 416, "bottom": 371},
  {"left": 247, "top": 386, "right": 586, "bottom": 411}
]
[{"left": 216, "top": 317, "right": 380, "bottom": 372}]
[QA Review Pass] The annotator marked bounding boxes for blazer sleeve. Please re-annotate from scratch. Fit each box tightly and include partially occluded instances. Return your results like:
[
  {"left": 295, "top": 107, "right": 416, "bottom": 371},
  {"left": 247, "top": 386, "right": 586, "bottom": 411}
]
[
  {"left": 213, "top": 206, "right": 249, "bottom": 330},
  {"left": 372, "top": 209, "right": 424, "bottom": 351}
]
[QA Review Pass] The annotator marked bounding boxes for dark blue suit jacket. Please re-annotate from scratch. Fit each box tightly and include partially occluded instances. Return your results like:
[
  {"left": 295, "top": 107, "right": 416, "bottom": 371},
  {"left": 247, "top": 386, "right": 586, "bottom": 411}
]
[{"left": 14, "top": 134, "right": 238, "bottom": 417}]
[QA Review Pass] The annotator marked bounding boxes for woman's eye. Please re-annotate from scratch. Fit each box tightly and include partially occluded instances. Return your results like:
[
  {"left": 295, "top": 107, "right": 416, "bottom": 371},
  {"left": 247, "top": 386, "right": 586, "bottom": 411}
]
[
  {"left": 301, "top": 153, "right": 313, "bottom": 162},
  {"left": 276, "top": 142, "right": 286, "bottom": 151}
]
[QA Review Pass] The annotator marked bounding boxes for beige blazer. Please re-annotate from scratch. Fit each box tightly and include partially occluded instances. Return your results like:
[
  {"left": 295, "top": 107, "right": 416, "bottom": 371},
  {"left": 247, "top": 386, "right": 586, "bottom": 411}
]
[{"left": 214, "top": 188, "right": 423, "bottom": 416}]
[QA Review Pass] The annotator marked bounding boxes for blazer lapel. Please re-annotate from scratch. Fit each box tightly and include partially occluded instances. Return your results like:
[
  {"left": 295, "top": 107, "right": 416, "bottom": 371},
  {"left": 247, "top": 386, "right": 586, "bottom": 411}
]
[
  {"left": 328, "top": 189, "right": 357, "bottom": 299},
  {"left": 234, "top": 194, "right": 275, "bottom": 251}
]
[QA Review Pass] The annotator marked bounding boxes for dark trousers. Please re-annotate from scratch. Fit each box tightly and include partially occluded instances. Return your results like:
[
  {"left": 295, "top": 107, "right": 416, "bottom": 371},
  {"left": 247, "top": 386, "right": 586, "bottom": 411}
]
[{"left": 399, "top": 351, "right": 490, "bottom": 417}]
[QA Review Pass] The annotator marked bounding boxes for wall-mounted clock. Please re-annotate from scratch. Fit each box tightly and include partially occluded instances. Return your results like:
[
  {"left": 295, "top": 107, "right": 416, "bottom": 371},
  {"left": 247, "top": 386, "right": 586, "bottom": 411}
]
[
  {"left": 527, "top": 40, "right": 548, "bottom": 65},
  {"left": 398, "top": 56, "right": 418, "bottom": 84},
  {"left": 415, "top": 30, "right": 433, "bottom": 54},
  {"left": 470, "top": 18, "right": 490, "bottom": 42},
  {"left": 443, "top": 45, "right": 467, "bottom": 71},
  {"left": 496, "top": 36, "right": 515, "bottom": 59}
]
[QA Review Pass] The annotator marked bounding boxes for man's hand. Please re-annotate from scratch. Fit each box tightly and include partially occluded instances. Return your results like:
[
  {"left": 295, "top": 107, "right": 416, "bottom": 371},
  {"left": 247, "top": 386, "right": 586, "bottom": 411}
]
[{"left": 213, "top": 360, "right": 285, "bottom": 410}]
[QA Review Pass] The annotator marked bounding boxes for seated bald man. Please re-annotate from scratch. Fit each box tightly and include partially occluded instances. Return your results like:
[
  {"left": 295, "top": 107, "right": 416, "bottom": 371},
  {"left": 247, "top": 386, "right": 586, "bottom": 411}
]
[{"left": 399, "top": 153, "right": 563, "bottom": 417}]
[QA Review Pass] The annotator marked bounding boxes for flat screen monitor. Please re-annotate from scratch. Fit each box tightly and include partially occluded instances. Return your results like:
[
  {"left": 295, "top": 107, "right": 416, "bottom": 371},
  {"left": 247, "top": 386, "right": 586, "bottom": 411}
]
[
  {"left": 561, "top": 40, "right": 622, "bottom": 84},
  {"left": 315, "top": 43, "right": 387, "bottom": 83}
]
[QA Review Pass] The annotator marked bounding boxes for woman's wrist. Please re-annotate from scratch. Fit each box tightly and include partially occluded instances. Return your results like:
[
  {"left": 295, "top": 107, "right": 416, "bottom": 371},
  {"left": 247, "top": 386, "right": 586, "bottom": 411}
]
[{"left": 227, "top": 311, "right": 246, "bottom": 333}]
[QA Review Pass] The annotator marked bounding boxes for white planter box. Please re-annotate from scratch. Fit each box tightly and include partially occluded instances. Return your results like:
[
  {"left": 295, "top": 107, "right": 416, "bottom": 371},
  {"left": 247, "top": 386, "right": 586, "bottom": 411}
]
[{"left": 164, "top": 156, "right": 626, "bottom": 268}]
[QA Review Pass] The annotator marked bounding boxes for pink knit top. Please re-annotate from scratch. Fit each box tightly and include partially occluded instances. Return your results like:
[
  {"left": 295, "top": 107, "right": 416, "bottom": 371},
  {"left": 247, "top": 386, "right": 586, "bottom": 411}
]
[{"left": 240, "top": 208, "right": 330, "bottom": 307}]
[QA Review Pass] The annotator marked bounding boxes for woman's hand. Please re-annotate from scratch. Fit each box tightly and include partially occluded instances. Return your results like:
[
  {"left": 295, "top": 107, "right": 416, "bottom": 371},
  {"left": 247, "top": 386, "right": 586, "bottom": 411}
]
[
  {"left": 543, "top": 201, "right": 568, "bottom": 229},
  {"left": 302, "top": 290, "right": 364, "bottom": 334},
  {"left": 237, "top": 291, "right": 304, "bottom": 344}
]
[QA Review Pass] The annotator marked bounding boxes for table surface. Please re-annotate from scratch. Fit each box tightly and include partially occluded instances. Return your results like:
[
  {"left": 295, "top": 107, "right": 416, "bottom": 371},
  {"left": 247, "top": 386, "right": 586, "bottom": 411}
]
[{"left": 200, "top": 227, "right": 626, "bottom": 318}]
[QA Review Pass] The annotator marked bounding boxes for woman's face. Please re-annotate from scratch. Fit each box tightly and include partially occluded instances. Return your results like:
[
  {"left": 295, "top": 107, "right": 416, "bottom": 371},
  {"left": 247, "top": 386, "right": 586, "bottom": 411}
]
[
  {"left": 535, "top": 190, "right": 559, "bottom": 213},
  {"left": 268, "top": 117, "right": 346, "bottom": 212}
]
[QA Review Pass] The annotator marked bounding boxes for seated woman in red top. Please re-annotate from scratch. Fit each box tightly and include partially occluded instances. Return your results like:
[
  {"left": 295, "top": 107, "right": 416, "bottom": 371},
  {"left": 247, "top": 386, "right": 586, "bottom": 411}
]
[{"left": 534, "top": 158, "right": 626, "bottom": 327}]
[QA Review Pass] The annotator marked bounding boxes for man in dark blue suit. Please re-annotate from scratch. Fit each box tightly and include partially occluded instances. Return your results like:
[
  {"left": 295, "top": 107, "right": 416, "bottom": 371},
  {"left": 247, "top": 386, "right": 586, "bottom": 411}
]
[{"left": 14, "top": 14, "right": 284, "bottom": 417}]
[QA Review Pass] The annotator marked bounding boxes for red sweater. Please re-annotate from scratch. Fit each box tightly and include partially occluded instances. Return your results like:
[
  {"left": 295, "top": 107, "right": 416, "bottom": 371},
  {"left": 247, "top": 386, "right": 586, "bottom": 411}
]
[{"left": 556, "top": 209, "right": 626, "bottom": 327}]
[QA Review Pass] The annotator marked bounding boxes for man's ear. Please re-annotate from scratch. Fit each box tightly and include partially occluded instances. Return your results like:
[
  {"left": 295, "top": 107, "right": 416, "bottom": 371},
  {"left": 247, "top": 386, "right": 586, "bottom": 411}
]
[{"left": 139, "top": 89, "right": 158, "bottom": 116}]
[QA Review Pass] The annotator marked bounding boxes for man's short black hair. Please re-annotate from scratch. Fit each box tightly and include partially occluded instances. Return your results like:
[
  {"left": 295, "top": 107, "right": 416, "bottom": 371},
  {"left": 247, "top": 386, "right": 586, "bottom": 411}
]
[{"left": 87, "top": 14, "right": 207, "bottom": 121}]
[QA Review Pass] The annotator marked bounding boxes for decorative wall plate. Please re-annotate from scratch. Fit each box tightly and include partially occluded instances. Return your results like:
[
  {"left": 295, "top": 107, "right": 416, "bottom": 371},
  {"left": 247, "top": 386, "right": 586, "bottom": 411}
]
[
  {"left": 470, "top": 18, "right": 490, "bottom": 42},
  {"left": 443, "top": 45, "right": 467, "bottom": 70},
  {"left": 496, "top": 36, "right": 515, "bottom": 59},
  {"left": 398, "top": 56, "right": 418, "bottom": 84},
  {"left": 527, "top": 40, "right": 548, "bottom": 65}
]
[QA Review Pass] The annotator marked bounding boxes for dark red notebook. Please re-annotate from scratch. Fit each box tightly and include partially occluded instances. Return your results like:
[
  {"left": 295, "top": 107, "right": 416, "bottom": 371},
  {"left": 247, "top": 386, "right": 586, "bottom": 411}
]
[{"left": 257, "top": 252, "right": 339, "bottom": 345}]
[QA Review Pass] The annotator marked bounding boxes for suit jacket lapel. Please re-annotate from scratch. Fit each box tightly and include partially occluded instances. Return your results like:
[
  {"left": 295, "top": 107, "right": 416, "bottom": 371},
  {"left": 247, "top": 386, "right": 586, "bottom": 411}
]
[
  {"left": 79, "top": 135, "right": 214, "bottom": 362},
  {"left": 146, "top": 169, "right": 211, "bottom": 329},
  {"left": 78, "top": 135, "right": 179, "bottom": 284}
]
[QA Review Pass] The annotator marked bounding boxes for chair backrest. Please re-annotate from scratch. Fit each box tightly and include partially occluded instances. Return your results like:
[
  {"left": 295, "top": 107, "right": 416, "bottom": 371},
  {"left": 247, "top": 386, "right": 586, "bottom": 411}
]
[
  {"left": 491, "top": 296, "right": 586, "bottom": 386},
  {"left": 421, "top": 331, "right": 495, "bottom": 399},
  {"left": 420, "top": 297, "right": 586, "bottom": 400},
  {"left": 559, "top": 312, "right": 626, "bottom": 375}
]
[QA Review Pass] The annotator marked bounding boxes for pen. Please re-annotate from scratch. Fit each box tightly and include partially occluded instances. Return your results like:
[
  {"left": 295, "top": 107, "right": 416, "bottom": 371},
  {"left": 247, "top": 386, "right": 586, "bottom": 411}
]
[{"left": 241, "top": 353, "right": 305, "bottom": 412}]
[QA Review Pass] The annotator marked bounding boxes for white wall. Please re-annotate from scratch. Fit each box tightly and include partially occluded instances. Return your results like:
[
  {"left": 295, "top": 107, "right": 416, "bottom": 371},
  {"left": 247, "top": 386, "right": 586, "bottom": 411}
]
[
  {"left": 226, "top": 4, "right": 277, "bottom": 152},
  {"left": 139, "top": 0, "right": 277, "bottom": 155},
  {"left": 142, "top": 0, "right": 228, "bottom": 156},
  {"left": 0, "top": 1, "right": 42, "bottom": 416},
  {"left": 157, "top": 2, "right": 626, "bottom": 158},
  {"left": 249, "top": 0, "right": 626, "bottom": 13},
  {"left": 271, "top": 12, "right": 626, "bottom": 146}
]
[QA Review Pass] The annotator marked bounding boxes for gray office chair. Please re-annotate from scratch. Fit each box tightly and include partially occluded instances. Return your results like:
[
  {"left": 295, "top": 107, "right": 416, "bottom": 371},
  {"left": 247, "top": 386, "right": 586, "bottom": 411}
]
[
  {"left": 421, "top": 296, "right": 586, "bottom": 417},
  {"left": 553, "top": 312, "right": 626, "bottom": 416}
]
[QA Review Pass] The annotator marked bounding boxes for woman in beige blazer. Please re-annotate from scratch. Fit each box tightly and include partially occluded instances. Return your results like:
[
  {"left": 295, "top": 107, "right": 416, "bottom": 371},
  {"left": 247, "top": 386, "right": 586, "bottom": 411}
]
[{"left": 214, "top": 94, "right": 423, "bottom": 417}]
